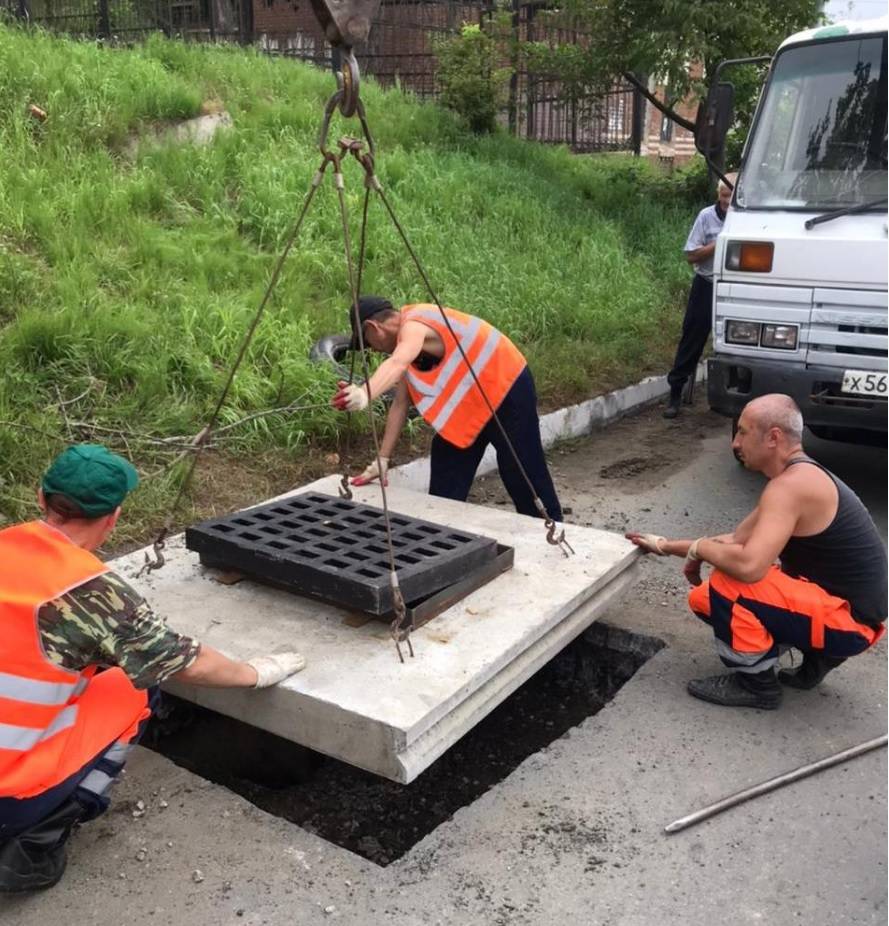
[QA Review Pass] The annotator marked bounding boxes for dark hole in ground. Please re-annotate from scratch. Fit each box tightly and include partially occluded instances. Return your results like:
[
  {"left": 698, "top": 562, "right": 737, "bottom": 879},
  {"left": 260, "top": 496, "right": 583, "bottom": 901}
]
[{"left": 144, "top": 622, "right": 664, "bottom": 867}]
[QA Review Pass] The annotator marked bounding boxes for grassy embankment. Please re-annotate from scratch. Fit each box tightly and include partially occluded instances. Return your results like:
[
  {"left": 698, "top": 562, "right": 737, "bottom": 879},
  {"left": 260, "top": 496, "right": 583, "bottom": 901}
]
[{"left": 0, "top": 24, "right": 703, "bottom": 545}]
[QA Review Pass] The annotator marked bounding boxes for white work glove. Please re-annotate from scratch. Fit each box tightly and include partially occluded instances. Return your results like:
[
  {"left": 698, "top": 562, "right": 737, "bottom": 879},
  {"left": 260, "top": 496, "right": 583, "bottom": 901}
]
[
  {"left": 351, "top": 456, "right": 389, "bottom": 487},
  {"left": 624, "top": 532, "right": 668, "bottom": 555},
  {"left": 332, "top": 381, "right": 370, "bottom": 413},
  {"left": 247, "top": 652, "right": 306, "bottom": 688}
]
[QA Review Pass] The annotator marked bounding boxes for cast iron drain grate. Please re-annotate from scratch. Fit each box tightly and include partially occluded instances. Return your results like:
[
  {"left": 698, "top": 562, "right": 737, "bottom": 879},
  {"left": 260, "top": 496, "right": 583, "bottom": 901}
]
[{"left": 185, "top": 492, "right": 499, "bottom": 615}]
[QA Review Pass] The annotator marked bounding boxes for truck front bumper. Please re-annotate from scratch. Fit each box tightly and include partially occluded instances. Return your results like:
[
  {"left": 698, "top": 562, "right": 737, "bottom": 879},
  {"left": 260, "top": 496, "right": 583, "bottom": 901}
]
[{"left": 707, "top": 356, "right": 887, "bottom": 434}]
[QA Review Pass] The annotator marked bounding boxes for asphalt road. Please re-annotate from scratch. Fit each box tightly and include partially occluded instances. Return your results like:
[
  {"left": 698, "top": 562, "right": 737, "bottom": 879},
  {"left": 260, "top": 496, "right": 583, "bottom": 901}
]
[{"left": 3, "top": 400, "right": 886, "bottom": 926}]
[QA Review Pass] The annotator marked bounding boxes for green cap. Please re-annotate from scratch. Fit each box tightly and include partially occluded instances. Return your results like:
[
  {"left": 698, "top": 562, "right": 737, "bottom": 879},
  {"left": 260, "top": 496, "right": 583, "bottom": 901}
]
[{"left": 41, "top": 444, "right": 139, "bottom": 518}]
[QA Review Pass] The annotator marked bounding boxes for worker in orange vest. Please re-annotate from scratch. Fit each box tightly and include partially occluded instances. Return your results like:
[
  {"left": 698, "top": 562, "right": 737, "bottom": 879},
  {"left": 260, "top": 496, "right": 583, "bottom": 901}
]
[
  {"left": 0, "top": 445, "right": 306, "bottom": 893},
  {"left": 331, "top": 297, "right": 563, "bottom": 521}
]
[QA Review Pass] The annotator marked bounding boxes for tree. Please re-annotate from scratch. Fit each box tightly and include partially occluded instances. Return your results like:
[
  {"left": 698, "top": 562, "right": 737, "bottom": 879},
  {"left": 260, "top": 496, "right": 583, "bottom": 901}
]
[
  {"left": 434, "top": 22, "right": 512, "bottom": 134},
  {"left": 523, "top": 0, "right": 824, "bottom": 118}
]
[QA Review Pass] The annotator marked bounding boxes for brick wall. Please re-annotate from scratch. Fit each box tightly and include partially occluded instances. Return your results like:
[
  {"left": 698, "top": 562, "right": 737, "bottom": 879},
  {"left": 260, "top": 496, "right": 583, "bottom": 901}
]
[{"left": 638, "top": 62, "right": 702, "bottom": 166}]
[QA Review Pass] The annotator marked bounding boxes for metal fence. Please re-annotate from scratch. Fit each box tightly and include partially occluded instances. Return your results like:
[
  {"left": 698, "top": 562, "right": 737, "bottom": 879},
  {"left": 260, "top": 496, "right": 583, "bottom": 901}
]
[{"left": 1, "top": 0, "right": 642, "bottom": 153}]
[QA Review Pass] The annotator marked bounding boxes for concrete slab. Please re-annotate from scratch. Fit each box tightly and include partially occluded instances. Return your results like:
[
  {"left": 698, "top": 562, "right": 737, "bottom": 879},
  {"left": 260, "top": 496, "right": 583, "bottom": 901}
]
[{"left": 114, "top": 476, "right": 639, "bottom": 783}]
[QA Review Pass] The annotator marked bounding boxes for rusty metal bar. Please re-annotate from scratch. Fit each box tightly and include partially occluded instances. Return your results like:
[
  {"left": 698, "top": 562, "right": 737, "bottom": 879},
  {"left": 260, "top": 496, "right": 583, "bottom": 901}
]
[{"left": 665, "top": 734, "right": 888, "bottom": 835}]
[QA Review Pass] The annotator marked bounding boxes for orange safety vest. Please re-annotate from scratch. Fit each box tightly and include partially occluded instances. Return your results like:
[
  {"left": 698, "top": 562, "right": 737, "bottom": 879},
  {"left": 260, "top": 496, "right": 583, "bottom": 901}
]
[
  {"left": 0, "top": 521, "right": 149, "bottom": 799},
  {"left": 401, "top": 305, "right": 526, "bottom": 449}
]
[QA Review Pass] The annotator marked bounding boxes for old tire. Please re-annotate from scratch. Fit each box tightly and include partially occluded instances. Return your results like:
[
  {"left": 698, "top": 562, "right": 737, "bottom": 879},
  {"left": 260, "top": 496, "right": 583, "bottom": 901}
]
[
  {"left": 308, "top": 333, "right": 353, "bottom": 382},
  {"left": 308, "top": 333, "right": 410, "bottom": 412}
]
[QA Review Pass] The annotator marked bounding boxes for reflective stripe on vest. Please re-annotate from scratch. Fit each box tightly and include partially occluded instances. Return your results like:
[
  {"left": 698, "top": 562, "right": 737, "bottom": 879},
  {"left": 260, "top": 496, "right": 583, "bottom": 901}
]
[
  {"left": 0, "top": 671, "right": 88, "bottom": 707},
  {"left": 406, "top": 316, "right": 483, "bottom": 412},
  {"left": 0, "top": 521, "right": 150, "bottom": 799},
  {"left": 0, "top": 706, "right": 79, "bottom": 751},
  {"left": 430, "top": 329, "right": 502, "bottom": 433},
  {"left": 402, "top": 305, "right": 526, "bottom": 449}
]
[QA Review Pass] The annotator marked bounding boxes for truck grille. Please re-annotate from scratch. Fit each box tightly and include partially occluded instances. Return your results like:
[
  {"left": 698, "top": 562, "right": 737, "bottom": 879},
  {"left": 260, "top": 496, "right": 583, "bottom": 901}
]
[
  {"left": 834, "top": 325, "right": 889, "bottom": 357},
  {"left": 807, "top": 289, "right": 888, "bottom": 370}
]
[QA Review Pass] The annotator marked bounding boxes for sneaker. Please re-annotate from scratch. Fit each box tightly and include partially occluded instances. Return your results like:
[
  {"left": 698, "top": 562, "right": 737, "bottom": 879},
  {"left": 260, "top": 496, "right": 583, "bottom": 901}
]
[
  {"left": 779, "top": 653, "right": 845, "bottom": 690},
  {"left": 687, "top": 670, "right": 783, "bottom": 710}
]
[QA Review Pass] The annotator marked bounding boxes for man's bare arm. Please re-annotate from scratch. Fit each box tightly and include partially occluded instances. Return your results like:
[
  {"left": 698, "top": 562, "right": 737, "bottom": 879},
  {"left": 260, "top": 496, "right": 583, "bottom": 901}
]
[
  {"left": 365, "top": 321, "right": 428, "bottom": 399},
  {"left": 172, "top": 645, "right": 258, "bottom": 687},
  {"left": 694, "top": 482, "right": 800, "bottom": 583},
  {"left": 686, "top": 241, "right": 716, "bottom": 265},
  {"left": 710, "top": 507, "right": 760, "bottom": 545},
  {"left": 379, "top": 380, "right": 411, "bottom": 459}
]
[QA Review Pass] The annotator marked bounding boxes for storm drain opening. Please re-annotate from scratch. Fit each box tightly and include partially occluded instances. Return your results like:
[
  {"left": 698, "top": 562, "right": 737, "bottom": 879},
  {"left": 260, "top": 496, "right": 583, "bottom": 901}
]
[{"left": 145, "top": 622, "right": 664, "bottom": 867}]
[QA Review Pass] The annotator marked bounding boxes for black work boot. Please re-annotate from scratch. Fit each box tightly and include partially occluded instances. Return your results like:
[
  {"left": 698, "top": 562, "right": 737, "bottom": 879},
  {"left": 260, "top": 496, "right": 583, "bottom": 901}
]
[
  {"left": 687, "top": 669, "right": 783, "bottom": 710},
  {"left": 662, "top": 388, "right": 682, "bottom": 419},
  {"left": 0, "top": 798, "right": 83, "bottom": 893},
  {"left": 779, "top": 653, "right": 846, "bottom": 690}
]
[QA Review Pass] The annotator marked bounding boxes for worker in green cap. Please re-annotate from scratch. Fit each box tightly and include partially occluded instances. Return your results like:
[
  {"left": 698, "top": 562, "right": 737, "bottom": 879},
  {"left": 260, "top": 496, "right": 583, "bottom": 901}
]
[{"left": 0, "top": 445, "right": 307, "bottom": 894}]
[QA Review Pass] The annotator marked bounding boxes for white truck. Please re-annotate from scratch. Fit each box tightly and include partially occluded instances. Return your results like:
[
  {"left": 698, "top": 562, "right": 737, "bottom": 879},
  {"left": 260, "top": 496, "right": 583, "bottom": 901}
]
[{"left": 705, "top": 17, "right": 887, "bottom": 446}]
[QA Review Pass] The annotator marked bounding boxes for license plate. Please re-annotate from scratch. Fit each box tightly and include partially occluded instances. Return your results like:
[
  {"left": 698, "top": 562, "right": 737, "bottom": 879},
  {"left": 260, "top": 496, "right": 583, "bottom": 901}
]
[{"left": 841, "top": 369, "right": 888, "bottom": 396}]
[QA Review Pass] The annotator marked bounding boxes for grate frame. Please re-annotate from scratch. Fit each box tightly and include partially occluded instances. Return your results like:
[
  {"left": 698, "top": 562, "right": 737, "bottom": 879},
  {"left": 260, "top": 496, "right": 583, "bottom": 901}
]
[{"left": 185, "top": 492, "right": 500, "bottom": 615}]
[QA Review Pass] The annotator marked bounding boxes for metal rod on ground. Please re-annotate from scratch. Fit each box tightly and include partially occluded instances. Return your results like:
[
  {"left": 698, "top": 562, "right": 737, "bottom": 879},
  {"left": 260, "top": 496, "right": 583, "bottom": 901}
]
[{"left": 664, "top": 734, "right": 888, "bottom": 835}]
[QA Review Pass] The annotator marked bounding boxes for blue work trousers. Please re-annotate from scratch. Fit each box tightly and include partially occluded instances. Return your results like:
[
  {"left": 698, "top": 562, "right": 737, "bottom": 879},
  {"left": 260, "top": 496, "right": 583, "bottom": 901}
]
[{"left": 428, "top": 366, "right": 563, "bottom": 521}]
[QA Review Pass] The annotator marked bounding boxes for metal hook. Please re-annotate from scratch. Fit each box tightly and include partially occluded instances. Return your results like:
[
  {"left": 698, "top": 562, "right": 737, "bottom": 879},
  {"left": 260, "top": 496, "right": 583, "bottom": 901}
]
[
  {"left": 545, "top": 518, "right": 575, "bottom": 558},
  {"left": 137, "top": 534, "right": 167, "bottom": 577},
  {"left": 338, "top": 472, "right": 353, "bottom": 500},
  {"left": 389, "top": 577, "right": 414, "bottom": 662}
]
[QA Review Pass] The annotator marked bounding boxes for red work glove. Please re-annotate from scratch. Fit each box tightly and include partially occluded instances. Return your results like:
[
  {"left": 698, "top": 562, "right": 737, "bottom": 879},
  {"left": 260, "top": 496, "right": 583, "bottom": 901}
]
[
  {"left": 350, "top": 457, "right": 389, "bottom": 486},
  {"left": 331, "top": 381, "right": 369, "bottom": 413}
]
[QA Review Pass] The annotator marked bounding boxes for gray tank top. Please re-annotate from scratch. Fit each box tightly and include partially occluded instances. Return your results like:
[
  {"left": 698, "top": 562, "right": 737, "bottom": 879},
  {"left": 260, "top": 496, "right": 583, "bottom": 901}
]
[{"left": 780, "top": 457, "right": 887, "bottom": 628}]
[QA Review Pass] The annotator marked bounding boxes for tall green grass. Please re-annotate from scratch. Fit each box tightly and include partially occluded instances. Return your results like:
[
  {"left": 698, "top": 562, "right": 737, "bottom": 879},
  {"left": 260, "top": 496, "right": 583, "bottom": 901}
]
[{"left": 0, "top": 23, "right": 700, "bottom": 534}]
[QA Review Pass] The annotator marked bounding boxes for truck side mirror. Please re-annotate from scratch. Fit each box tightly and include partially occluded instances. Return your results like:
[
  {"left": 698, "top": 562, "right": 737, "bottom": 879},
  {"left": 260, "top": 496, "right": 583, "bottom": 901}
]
[{"left": 695, "top": 82, "right": 735, "bottom": 162}]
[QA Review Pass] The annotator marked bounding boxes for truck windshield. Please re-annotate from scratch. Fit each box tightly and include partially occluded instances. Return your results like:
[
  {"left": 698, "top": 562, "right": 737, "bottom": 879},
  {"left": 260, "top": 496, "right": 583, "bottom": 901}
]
[{"left": 737, "top": 34, "right": 887, "bottom": 211}]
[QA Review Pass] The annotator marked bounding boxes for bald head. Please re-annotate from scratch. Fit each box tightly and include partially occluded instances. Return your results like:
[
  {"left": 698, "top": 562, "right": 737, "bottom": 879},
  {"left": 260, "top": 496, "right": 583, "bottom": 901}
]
[{"left": 743, "top": 394, "right": 804, "bottom": 443}]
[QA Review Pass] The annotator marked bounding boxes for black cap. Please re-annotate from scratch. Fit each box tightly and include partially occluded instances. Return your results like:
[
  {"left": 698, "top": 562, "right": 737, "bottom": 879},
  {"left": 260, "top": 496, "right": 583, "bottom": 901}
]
[{"left": 349, "top": 296, "right": 393, "bottom": 349}]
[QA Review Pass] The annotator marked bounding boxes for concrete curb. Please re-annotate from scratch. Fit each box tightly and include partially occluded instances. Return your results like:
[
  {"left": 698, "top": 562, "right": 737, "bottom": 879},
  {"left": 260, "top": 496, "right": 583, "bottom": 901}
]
[{"left": 388, "top": 363, "right": 707, "bottom": 493}]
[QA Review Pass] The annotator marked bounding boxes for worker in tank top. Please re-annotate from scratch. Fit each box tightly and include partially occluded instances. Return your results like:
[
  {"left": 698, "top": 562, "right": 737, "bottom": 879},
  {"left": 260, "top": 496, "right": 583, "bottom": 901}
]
[
  {"left": 331, "top": 296, "right": 563, "bottom": 522},
  {"left": 626, "top": 393, "right": 886, "bottom": 710}
]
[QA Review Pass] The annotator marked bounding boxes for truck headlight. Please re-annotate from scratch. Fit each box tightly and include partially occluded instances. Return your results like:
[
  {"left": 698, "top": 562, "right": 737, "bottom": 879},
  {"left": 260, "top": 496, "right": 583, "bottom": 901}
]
[
  {"left": 725, "top": 320, "right": 761, "bottom": 345},
  {"left": 725, "top": 241, "right": 774, "bottom": 272},
  {"left": 761, "top": 324, "right": 798, "bottom": 350}
]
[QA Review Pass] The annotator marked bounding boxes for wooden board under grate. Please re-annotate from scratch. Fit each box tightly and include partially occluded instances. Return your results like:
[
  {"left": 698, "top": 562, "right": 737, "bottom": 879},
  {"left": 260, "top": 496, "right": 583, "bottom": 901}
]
[{"left": 185, "top": 492, "right": 501, "bottom": 616}]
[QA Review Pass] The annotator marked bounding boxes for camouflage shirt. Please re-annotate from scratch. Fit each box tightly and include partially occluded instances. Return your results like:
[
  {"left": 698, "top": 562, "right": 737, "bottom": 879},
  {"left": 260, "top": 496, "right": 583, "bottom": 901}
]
[{"left": 38, "top": 571, "right": 200, "bottom": 690}]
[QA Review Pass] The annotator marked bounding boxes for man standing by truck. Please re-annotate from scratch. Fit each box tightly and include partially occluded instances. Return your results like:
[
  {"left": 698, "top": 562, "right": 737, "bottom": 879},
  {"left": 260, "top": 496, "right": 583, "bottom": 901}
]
[{"left": 663, "top": 175, "right": 736, "bottom": 419}]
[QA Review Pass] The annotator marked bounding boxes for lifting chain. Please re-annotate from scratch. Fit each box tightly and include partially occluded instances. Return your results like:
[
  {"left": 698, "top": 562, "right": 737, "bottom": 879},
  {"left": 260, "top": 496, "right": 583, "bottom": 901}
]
[{"left": 139, "top": 28, "right": 572, "bottom": 663}]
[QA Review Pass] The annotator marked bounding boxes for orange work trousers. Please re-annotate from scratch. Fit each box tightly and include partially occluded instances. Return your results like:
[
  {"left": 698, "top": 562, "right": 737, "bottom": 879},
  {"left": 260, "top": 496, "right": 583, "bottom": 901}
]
[{"left": 688, "top": 565, "right": 883, "bottom": 673}]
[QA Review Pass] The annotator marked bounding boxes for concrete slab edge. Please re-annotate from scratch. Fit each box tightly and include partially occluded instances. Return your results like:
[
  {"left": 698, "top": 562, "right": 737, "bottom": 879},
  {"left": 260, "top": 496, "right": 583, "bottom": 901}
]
[
  {"left": 395, "top": 563, "right": 641, "bottom": 783},
  {"left": 398, "top": 550, "right": 640, "bottom": 755},
  {"left": 389, "top": 363, "right": 707, "bottom": 494}
]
